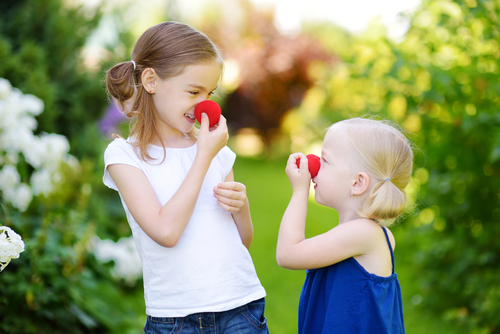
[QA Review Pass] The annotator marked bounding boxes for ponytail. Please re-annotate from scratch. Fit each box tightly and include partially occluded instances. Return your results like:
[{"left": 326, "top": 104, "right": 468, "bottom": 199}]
[
  {"left": 359, "top": 178, "right": 409, "bottom": 223},
  {"left": 105, "top": 61, "right": 137, "bottom": 117}
]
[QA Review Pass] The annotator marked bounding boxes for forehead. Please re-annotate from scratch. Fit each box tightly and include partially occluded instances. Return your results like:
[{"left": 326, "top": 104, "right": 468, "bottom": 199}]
[
  {"left": 172, "top": 60, "right": 222, "bottom": 86},
  {"left": 323, "top": 125, "right": 350, "bottom": 155},
  {"left": 324, "top": 125, "right": 345, "bottom": 144}
]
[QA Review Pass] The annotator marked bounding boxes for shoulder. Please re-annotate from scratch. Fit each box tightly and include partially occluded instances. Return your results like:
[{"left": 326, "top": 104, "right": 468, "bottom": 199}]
[
  {"left": 104, "top": 137, "right": 143, "bottom": 168},
  {"left": 218, "top": 146, "right": 236, "bottom": 159},
  {"left": 104, "top": 137, "right": 138, "bottom": 158},
  {"left": 335, "top": 219, "right": 388, "bottom": 247},
  {"left": 349, "top": 219, "right": 396, "bottom": 251},
  {"left": 105, "top": 137, "right": 133, "bottom": 152}
]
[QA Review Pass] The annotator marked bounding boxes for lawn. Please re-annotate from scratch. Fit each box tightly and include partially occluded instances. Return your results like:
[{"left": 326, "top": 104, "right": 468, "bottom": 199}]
[{"left": 233, "top": 156, "right": 465, "bottom": 334}]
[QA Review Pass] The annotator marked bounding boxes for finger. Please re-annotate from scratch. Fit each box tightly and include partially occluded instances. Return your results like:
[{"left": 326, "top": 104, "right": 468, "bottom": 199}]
[
  {"left": 210, "top": 114, "right": 227, "bottom": 133},
  {"left": 199, "top": 113, "right": 210, "bottom": 132},
  {"left": 215, "top": 196, "right": 243, "bottom": 211},
  {"left": 217, "top": 200, "right": 240, "bottom": 213},
  {"left": 216, "top": 181, "right": 245, "bottom": 192},
  {"left": 214, "top": 188, "right": 245, "bottom": 201},
  {"left": 287, "top": 153, "right": 305, "bottom": 170},
  {"left": 217, "top": 114, "right": 227, "bottom": 128},
  {"left": 300, "top": 154, "right": 309, "bottom": 173}
]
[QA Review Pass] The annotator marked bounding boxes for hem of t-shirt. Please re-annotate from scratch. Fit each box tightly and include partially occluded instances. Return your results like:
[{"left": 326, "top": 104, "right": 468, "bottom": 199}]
[{"left": 145, "top": 289, "right": 266, "bottom": 318}]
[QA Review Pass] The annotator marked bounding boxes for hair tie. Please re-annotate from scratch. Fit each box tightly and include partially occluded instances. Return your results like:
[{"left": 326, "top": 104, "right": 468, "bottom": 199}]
[
  {"left": 131, "top": 60, "right": 136, "bottom": 70},
  {"left": 384, "top": 178, "right": 391, "bottom": 182}
]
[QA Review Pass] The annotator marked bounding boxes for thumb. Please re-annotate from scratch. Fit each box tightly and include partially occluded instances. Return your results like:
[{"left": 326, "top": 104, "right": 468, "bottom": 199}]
[{"left": 199, "top": 113, "right": 209, "bottom": 132}]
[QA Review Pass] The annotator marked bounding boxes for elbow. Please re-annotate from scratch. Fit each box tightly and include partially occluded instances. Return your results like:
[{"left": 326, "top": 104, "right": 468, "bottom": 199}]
[
  {"left": 276, "top": 250, "right": 294, "bottom": 269},
  {"left": 160, "top": 238, "right": 179, "bottom": 248},
  {"left": 153, "top": 231, "right": 181, "bottom": 248},
  {"left": 242, "top": 238, "right": 252, "bottom": 250}
]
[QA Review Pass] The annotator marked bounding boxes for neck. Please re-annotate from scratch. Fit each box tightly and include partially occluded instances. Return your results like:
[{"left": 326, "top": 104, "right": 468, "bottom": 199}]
[
  {"left": 336, "top": 197, "right": 365, "bottom": 224},
  {"left": 154, "top": 133, "right": 195, "bottom": 148}
]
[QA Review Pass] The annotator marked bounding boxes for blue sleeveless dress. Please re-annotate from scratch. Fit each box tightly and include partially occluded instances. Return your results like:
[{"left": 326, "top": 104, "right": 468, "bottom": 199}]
[{"left": 298, "top": 226, "right": 405, "bottom": 334}]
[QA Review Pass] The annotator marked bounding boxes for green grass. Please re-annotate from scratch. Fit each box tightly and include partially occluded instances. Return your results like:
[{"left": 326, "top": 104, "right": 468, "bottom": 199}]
[{"left": 233, "top": 156, "right": 466, "bottom": 334}]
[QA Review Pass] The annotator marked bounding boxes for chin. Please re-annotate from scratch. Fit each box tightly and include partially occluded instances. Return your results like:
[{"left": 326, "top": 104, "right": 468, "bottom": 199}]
[{"left": 314, "top": 194, "right": 323, "bottom": 205}]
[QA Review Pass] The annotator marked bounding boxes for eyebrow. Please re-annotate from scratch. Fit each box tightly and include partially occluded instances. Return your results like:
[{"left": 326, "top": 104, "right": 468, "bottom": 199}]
[{"left": 187, "top": 83, "right": 218, "bottom": 91}]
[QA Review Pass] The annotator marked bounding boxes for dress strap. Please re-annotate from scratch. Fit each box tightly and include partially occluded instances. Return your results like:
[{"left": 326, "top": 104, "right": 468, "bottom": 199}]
[{"left": 380, "top": 226, "right": 395, "bottom": 274}]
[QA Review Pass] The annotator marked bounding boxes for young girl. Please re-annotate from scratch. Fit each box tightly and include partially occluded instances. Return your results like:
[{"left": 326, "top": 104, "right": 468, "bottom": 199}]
[
  {"left": 103, "top": 22, "right": 268, "bottom": 333},
  {"left": 277, "top": 118, "right": 412, "bottom": 333}
]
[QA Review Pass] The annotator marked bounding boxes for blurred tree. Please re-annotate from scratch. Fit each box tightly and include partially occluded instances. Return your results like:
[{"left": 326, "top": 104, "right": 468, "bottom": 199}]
[
  {"left": 291, "top": 0, "right": 499, "bottom": 332},
  {"left": 201, "top": 0, "right": 336, "bottom": 143},
  {"left": 0, "top": 0, "right": 132, "bottom": 159}
]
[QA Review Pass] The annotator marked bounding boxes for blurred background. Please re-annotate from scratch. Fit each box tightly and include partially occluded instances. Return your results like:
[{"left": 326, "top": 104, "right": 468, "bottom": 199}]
[{"left": 0, "top": 0, "right": 499, "bottom": 333}]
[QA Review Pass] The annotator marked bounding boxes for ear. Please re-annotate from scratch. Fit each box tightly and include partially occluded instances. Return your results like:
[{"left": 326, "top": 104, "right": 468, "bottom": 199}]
[
  {"left": 351, "top": 172, "right": 370, "bottom": 196},
  {"left": 141, "top": 68, "right": 157, "bottom": 93}
]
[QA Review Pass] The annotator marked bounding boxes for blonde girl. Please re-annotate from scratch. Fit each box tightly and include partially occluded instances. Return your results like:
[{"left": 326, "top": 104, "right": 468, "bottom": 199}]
[
  {"left": 104, "top": 22, "right": 268, "bottom": 334},
  {"left": 277, "top": 118, "right": 412, "bottom": 333}
]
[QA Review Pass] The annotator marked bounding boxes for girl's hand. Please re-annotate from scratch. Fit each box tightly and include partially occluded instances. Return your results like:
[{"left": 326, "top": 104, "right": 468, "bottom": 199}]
[
  {"left": 286, "top": 153, "right": 311, "bottom": 192},
  {"left": 197, "top": 113, "right": 229, "bottom": 160},
  {"left": 213, "top": 181, "right": 248, "bottom": 213}
]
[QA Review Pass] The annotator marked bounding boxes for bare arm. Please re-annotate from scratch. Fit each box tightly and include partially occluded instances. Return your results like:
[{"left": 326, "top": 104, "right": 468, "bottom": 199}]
[
  {"left": 108, "top": 113, "right": 229, "bottom": 247},
  {"left": 213, "top": 170, "right": 253, "bottom": 249},
  {"left": 276, "top": 153, "right": 376, "bottom": 270}
]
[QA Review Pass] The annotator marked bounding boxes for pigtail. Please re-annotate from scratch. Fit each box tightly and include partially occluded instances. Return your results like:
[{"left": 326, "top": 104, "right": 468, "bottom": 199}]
[
  {"left": 105, "top": 62, "right": 138, "bottom": 117},
  {"left": 359, "top": 178, "right": 409, "bottom": 223}
]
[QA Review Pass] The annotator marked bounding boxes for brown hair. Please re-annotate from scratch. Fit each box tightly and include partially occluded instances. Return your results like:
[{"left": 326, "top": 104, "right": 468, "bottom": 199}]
[{"left": 105, "top": 21, "right": 222, "bottom": 161}]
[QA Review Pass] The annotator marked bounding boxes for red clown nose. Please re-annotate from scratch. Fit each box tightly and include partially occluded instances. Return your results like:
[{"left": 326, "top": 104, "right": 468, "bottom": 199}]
[
  {"left": 296, "top": 154, "right": 321, "bottom": 178},
  {"left": 194, "top": 100, "right": 221, "bottom": 128}
]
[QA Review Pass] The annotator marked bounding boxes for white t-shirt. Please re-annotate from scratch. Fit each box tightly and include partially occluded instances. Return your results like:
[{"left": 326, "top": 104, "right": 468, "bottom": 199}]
[{"left": 103, "top": 138, "right": 266, "bottom": 317}]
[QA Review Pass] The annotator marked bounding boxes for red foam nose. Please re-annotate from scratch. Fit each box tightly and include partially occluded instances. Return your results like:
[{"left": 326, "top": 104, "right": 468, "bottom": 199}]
[
  {"left": 194, "top": 100, "right": 221, "bottom": 128},
  {"left": 296, "top": 154, "right": 321, "bottom": 178}
]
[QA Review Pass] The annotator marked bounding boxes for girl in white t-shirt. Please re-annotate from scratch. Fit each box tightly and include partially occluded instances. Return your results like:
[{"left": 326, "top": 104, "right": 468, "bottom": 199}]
[{"left": 103, "top": 21, "right": 268, "bottom": 333}]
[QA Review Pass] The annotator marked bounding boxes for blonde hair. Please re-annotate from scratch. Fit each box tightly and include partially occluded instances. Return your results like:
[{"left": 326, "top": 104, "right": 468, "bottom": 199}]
[
  {"left": 332, "top": 118, "right": 414, "bottom": 225},
  {"left": 105, "top": 21, "right": 223, "bottom": 161}
]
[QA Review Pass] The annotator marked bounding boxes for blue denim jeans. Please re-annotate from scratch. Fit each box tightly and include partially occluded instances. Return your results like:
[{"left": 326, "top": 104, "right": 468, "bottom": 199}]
[{"left": 144, "top": 298, "right": 269, "bottom": 334}]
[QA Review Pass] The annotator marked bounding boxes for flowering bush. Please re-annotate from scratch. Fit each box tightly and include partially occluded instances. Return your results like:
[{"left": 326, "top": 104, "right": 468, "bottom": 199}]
[
  {"left": 92, "top": 236, "right": 142, "bottom": 284},
  {"left": 0, "top": 78, "right": 77, "bottom": 211},
  {"left": 0, "top": 78, "right": 144, "bottom": 333},
  {"left": 0, "top": 226, "right": 25, "bottom": 271}
]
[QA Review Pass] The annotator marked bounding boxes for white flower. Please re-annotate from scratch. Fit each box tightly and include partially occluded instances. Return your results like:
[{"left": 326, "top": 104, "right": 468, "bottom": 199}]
[
  {"left": 40, "top": 133, "right": 70, "bottom": 169},
  {"left": 30, "top": 169, "right": 53, "bottom": 196},
  {"left": 22, "top": 136, "right": 45, "bottom": 169},
  {"left": 21, "top": 94, "right": 44, "bottom": 116},
  {"left": 10, "top": 184, "right": 33, "bottom": 212},
  {"left": 0, "top": 226, "right": 25, "bottom": 271},
  {"left": 0, "top": 78, "right": 78, "bottom": 211},
  {"left": 0, "top": 165, "right": 20, "bottom": 193},
  {"left": 92, "top": 236, "right": 142, "bottom": 284},
  {"left": 0, "top": 78, "right": 12, "bottom": 100}
]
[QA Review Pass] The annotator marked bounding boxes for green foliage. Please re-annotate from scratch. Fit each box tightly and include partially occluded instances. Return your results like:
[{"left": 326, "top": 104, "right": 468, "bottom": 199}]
[
  {"left": 0, "top": 0, "right": 128, "bottom": 159},
  {"left": 0, "top": 0, "right": 142, "bottom": 332},
  {"left": 296, "top": 0, "right": 500, "bottom": 332},
  {"left": 0, "top": 160, "right": 143, "bottom": 333}
]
